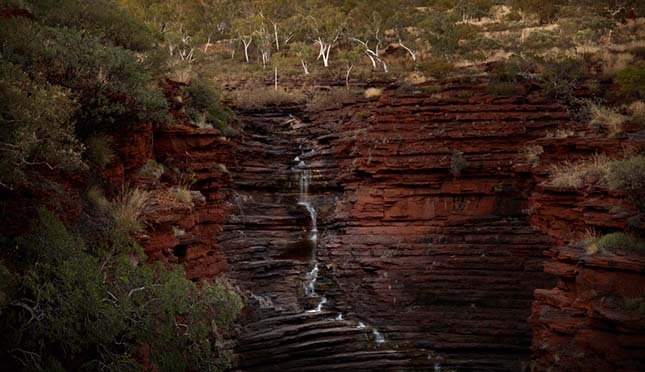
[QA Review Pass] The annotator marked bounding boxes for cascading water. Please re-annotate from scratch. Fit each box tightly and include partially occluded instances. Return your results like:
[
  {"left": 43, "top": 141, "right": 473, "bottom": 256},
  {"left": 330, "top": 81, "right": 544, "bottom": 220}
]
[
  {"left": 295, "top": 152, "right": 325, "bottom": 312},
  {"left": 293, "top": 144, "right": 384, "bottom": 343}
]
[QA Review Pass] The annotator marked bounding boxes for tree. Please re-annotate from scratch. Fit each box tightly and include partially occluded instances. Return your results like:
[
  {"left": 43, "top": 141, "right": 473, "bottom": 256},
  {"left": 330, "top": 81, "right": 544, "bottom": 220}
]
[
  {"left": 340, "top": 46, "right": 363, "bottom": 87},
  {"left": 0, "top": 62, "right": 84, "bottom": 189},
  {"left": 308, "top": 6, "right": 347, "bottom": 67},
  {"left": 0, "top": 209, "right": 243, "bottom": 371},
  {"left": 232, "top": 16, "right": 261, "bottom": 63},
  {"left": 290, "top": 41, "right": 315, "bottom": 75}
]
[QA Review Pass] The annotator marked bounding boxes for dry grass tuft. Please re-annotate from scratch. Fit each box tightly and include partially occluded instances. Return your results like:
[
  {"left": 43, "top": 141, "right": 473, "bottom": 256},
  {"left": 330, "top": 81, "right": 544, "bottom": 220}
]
[
  {"left": 174, "top": 187, "right": 192, "bottom": 204},
  {"left": 364, "top": 87, "right": 383, "bottom": 98},
  {"left": 589, "top": 104, "right": 627, "bottom": 137},
  {"left": 112, "top": 186, "right": 151, "bottom": 232},
  {"left": 85, "top": 185, "right": 110, "bottom": 210},
  {"left": 545, "top": 128, "right": 575, "bottom": 138},
  {"left": 627, "top": 100, "right": 645, "bottom": 117},
  {"left": 548, "top": 153, "right": 611, "bottom": 188},
  {"left": 520, "top": 145, "right": 544, "bottom": 166}
]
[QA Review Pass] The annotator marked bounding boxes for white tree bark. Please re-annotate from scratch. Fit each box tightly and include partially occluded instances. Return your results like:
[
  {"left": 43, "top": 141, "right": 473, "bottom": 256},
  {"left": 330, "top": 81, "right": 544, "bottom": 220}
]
[
  {"left": 349, "top": 37, "right": 388, "bottom": 73},
  {"left": 398, "top": 39, "right": 417, "bottom": 62},
  {"left": 345, "top": 64, "right": 353, "bottom": 87},
  {"left": 274, "top": 66, "right": 278, "bottom": 90},
  {"left": 300, "top": 59, "right": 310, "bottom": 75},
  {"left": 273, "top": 23, "right": 280, "bottom": 51},
  {"left": 241, "top": 36, "right": 252, "bottom": 63}
]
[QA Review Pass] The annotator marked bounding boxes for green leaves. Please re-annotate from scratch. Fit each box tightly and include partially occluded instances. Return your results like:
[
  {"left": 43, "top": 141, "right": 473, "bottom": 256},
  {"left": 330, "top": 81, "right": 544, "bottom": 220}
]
[
  {"left": 1, "top": 210, "right": 242, "bottom": 371},
  {"left": 0, "top": 15, "right": 168, "bottom": 137},
  {"left": 0, "top": 61, "right": 84, "bottom": 188}
]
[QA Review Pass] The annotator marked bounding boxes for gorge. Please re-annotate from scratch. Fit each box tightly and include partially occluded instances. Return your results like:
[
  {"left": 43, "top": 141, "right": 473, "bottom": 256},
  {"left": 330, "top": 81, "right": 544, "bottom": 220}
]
[
  {"left": 111, "top": 79, "right": 644, "bottom": 371},
  {"left": 1, "top": 2, "right": 644, "bottom": 371}
]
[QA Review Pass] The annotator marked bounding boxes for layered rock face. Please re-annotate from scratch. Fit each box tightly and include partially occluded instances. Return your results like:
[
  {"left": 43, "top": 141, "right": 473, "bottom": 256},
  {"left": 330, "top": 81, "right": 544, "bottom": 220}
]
[
  {"left": 219, "top": 83, "right": 571, "bottom": 371},
  {"left": 514, "top": 136, "right": 645, "bottom": 371}
]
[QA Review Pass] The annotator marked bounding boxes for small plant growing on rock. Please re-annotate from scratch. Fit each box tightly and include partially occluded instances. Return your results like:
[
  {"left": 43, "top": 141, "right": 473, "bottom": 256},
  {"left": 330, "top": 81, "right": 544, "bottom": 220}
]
[
  {"left": 85, "top": 134, "right": 114, "bottom": 168},
  {"left": 589, "top": 104, "right": 627, "bottom": 137},
  {"left": 85, "top": 185, "right": 110, "bottom": 210},
  {"left": 174, "top": 187, "right": 192, "bottom": 204},
  {"left": 547, "top": 153, "right": 611, "bottom": 188},
  {"left": 607, "top": 155, "right": 645, "bottom": 210},
  {"left": 139, "top": 159, "right": 165, "bottom": 180},
  {"left": 450, "top": 150, "right": 469, "bottom": 177},
  {"left": 545, "top": 128, "right": 575, "bottom": 138},
  {"left": 595, "top": 232, "right": 645, "bottom": 254},
  {"left": 627, "top": 101, "right": 645, "bottom": 126},
  {"left": 521, "top": 145, "right": 544, "bottom": 166},
  {"left": 111, "top": 186, "right": 151, "bottom": 232}
]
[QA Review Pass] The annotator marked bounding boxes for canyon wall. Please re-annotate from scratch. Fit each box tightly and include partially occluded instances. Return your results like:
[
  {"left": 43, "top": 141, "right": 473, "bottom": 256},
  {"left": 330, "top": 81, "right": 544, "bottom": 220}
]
[
  {"left": 5, "top": 79, "right": 642, "bottom": 371},
  {"left": 514, "top": 136, "right": 645, "bottom": 372},
  {"left": 213, "top": 82, "right": 573, "bottom": 371}
]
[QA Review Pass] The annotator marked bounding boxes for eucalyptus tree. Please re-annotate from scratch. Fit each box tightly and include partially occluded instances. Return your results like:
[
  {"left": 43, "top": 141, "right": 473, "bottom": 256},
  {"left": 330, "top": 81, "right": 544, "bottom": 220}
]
[
  {"left": 307, "top": 6, "right": 347, "bottom": 67},
  {"left": 290, "top": 41, "right": 316, "bottom": 75},
  {"left": 232, "top": 15, "right": 263, "bottom": 63},
  {"left": 254, "top": 0, "right": 299, "bottom": 51}
]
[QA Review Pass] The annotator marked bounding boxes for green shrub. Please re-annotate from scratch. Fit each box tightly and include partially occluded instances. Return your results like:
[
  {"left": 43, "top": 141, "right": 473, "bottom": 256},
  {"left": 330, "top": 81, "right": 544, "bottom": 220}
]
[
  {"left": 139, "top": 159, "right": 165, "bottom": 180},
  {"left": 615, "top": 61, "right": 645, "bottom": 99},
  {"left": 0, "top": 61, "right": 85, "bottom": 188},
  {"left": 540, "top": 56, "right": 589, "bottom": 100},
  {"left": 184, "top": 77, "right": 233, "bottom": 128},
  {"left": 450, "top": 150, "right": 469, "bottom": 177},
  {"left": 0, "top": 18, "right": 168, "bottom": 135},
  {"left": 607, "top": 155, "right": 645, "bottom": 210},
  {"left": 596, "top": 232, "right": 644, "bottom": 254},
  {"left": 85, "top": 135, "right": 115, "bottom": 168},
  {"left": 28, "top": 0, "right": 156, "bottom": 51},
  {"left": 0, "top": 209, "right": 242, "bottom": 371},
  {"left": 523, "top": 29, "right": 561, "bottom": 50},
  {"left": 215, "top": 122, "right": 239, "bottom": 137}
]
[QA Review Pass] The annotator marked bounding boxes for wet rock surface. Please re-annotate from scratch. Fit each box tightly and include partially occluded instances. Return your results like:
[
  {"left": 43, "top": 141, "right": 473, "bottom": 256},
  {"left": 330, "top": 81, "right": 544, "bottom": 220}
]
[{"left": 219, "top": 83, "right": 568, "bottom": 371}]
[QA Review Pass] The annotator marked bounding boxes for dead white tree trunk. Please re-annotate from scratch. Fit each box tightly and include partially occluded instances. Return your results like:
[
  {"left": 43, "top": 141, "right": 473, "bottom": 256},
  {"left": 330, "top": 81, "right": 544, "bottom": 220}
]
[
  {"left": 345, "top": 64, "right": 353, "bottom": 87},
  {"left": 349, "top": 37, "right": 388, "bottom": 73},
  {"left": 203, "top": 35, "right": 212, "bottom": 53},
  {"left": 241, "top": 36, "right": 252, "bottom": 63},
  {"left": 300, "top": 59, "right": 310, "bottom": 75},
  {"left": 398, "top": 39, "right": 417, "bottom": 62},
  {"left": 273, "top": 22, "right": 280, "bottom": 51},
  {"left": 316, "top": 36, "right": 338, "bottom": 67},
  {"left": 274, "top": 66, "right": 278, "bottom": 90}
]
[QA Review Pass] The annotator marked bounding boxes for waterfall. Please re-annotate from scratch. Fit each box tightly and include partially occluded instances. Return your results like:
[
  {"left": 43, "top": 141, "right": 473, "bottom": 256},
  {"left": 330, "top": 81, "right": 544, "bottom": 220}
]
[
  {"left": 295, "top": 151, "right": 325, "bottom": 312},
  {"left": 296, "top": 157, "right": 318, "bottom": 247},
  {"left": 372, "top": 328, "right": 386, "bottom": 343},
  {"left": 304, "top": 263, "right": 318, "bottom": 296}
]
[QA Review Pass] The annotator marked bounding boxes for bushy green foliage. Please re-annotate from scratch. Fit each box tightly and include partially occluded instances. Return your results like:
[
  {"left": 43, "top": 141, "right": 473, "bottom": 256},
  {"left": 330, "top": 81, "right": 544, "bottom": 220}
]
[
  {"left": 0, "top": 61, "right": 85, "bottom": 188},
  {"left": 26, "top": 0, "right": 156, "bottom": 51},
  {"left": 0, "top": 209, "right": 242, "bottom": 371},
  {"left": 596, "top": 232, "right": 644, "bottom": 254},
  {"left": 615, "top": 62, "right": 645, "bottom": 99},
  {"left": 608, "top": 155, "right": 645, "bottom": 210},
  {"left": 184, "top": 77, "right": 233, "bottom": 131},
  {"left": 523, "top": 29, "right": 561, "bottom": 50},
  {"left": 85, "top": 135, "right": 115, "bottom": 169},
  {"left": 540, "top": 55, "right": 589, "bottom": 100},
  {"left": 0, "top": 17, "right": 168, "bottom": 136}
]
